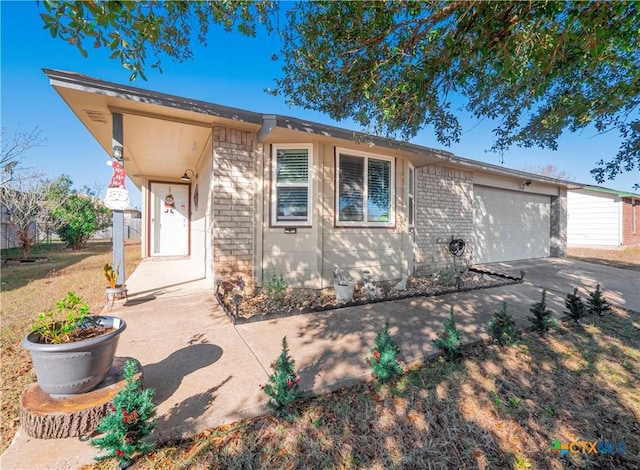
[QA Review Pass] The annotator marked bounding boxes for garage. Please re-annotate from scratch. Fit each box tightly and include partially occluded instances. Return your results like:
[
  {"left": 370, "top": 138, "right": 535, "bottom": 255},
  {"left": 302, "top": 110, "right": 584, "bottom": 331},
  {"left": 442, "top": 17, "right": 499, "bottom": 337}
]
[{"left": 473, "top": 185, "right": 551, "bottom": 264}]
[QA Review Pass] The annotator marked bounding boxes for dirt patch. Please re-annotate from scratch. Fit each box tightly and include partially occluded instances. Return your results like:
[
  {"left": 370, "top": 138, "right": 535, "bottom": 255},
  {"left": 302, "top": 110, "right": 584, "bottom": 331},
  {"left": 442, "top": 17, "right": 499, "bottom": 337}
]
[
  {"left": 567, "top": 246, "right": 640, "bottom": 271},
  {"left": 2, "top": 257, "right": 50, "bottom": 266},
  {"left": 30, "top": 326, "right": 116, "bottom": 345}
]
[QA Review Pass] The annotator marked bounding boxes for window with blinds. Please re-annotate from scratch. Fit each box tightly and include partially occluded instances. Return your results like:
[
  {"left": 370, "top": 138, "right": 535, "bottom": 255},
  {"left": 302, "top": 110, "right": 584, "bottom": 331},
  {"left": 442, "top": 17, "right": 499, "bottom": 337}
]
[
  {"left": 336, "top": 148, "right": 395, "bottom": 227},
  {"left": 272, "top": 145, "right": 312, "bottom": 225}
]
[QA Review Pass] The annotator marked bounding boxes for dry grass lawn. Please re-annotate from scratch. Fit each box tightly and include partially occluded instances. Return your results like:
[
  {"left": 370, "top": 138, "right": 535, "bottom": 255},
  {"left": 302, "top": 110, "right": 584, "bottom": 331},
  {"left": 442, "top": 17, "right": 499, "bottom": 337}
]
[
  {"left": 100, "top": 310, "right": 638, "bottom": 470},
  {"left": 0, "top": 241, "right": 141, "bottom": 452},
  {"left": 2, "top": 243, "right": 638, "bottom": 468},
  {"left": 567, "top": 245, "right": 640, "bottom": 271}
]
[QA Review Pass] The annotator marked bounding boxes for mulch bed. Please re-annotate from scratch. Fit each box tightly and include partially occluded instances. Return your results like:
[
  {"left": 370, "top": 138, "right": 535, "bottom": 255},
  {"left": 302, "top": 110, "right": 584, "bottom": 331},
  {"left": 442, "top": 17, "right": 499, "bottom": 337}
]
[{"left": 217, "top": 271, "right": 523, "bottom": 324}]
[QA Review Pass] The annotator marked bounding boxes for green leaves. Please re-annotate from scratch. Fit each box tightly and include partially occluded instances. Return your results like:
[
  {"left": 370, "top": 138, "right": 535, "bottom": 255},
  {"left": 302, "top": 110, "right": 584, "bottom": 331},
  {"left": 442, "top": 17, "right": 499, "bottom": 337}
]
[
  {"left": 39, "top": 0, "right": 277, "bottom": 81},
  {"left": 37, "top": 1, "right": 639, "bottom": 184},
  {"left": 52, "top": 190, "right": 111, "bottom": 250},
  {"left": 32, "top": 292, "right": 91, "bottom": 344},
  {"left": 275, "top": 0, "right": 639, "bottom": 186}
]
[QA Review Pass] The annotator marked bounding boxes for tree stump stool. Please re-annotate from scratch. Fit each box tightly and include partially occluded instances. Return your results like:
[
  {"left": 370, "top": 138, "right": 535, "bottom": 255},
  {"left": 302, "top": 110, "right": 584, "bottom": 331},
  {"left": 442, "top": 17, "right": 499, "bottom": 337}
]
[{"left": 20, "top": 357, "right": 142, "bottom": 439}]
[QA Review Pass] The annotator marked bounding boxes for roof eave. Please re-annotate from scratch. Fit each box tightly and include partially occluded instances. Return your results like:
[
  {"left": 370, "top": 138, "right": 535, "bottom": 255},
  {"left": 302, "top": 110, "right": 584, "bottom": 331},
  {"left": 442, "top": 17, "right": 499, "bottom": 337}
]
[{"left": 42, "top": 68, "right": 264, "bottom": 126}]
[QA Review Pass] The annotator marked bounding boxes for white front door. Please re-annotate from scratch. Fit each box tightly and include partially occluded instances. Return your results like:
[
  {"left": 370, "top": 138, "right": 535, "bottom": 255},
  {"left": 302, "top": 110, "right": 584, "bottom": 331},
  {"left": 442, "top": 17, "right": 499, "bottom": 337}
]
[{"left": 150, "top": 182, "right": 190, "bottom": 256}]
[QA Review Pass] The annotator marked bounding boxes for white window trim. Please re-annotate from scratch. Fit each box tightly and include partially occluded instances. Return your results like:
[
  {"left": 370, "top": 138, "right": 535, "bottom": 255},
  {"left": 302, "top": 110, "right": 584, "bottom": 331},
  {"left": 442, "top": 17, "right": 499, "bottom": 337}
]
[
  {"left": 633, "top": 200, "right": 637, "bottom": 234},
  {"left": 408, "top": 163, "right": 415, "bottom": 228},
  {"left": 271, "top": 143, "right": 313, "bottom": 227},
  {"left": 335, "top": 147, "right": 395, "bottom": 227}
]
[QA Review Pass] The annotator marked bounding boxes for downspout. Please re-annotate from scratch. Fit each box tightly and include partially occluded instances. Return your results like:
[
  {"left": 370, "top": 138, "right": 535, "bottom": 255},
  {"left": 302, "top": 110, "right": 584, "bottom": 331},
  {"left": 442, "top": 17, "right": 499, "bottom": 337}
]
[{"left": 254, "top": 115, "right": 277, "bottom": 289}]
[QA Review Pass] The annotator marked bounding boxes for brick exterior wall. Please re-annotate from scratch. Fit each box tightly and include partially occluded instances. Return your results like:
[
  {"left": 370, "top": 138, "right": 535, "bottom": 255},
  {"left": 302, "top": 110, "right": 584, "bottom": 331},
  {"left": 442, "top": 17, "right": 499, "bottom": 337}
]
[
  {"left": 414, "top": 165, "right": 474, "bottom": 275},
  {"left": 622, "top": 198, "right": 640, "bottom": 246},
  {"left": 550, "top": 189, "right": 567, "bottom": 257},
  {"left": 211, "top": 126, "right": 256, "bottom": 287}
]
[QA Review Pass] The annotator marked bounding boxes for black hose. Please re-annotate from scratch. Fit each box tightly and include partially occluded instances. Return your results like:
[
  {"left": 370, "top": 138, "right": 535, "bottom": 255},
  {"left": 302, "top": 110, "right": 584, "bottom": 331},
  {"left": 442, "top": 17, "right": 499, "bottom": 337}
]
[{"left": 448, "top": 239, "right": 466, "bottom": 257}]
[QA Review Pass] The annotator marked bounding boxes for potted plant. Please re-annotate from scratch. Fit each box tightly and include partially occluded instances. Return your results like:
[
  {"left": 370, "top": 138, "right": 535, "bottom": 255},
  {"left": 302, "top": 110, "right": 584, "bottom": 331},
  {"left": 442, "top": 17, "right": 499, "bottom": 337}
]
[
  {"left": 22, "top": 292, "right": 127, "bottom": 397},
  {"left": 104, "top": 262, "right": 127, "bottom": 308},
  {"left": 333, "top": 266, "right": 354, "bottom": 303}
]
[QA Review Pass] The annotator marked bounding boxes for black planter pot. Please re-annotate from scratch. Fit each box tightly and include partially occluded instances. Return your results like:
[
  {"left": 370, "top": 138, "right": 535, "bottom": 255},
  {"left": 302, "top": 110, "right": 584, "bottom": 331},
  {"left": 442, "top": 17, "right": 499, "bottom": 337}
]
[{"left": 22, "top": 316, "right": 127, "bottom": 397}]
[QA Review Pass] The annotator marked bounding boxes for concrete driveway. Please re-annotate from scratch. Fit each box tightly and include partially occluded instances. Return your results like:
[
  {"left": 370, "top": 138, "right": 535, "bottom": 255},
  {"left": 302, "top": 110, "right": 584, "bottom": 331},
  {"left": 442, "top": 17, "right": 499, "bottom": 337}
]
[
  {"left": 2, "top": 257, "right": 637, "bottom": 469},
  {"left": 483, "top": 257, "right": 640, "bottom": 312}
]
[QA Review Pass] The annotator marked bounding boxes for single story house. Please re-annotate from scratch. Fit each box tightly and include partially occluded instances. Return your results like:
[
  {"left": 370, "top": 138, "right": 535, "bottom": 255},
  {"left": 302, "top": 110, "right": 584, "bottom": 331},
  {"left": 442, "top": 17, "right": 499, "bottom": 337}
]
[
  {"left": 45, "top": 69, "right": 576, "bottom": 290},
  {"left": 568, "top": 185, "right": 640, "bottom": 248}
]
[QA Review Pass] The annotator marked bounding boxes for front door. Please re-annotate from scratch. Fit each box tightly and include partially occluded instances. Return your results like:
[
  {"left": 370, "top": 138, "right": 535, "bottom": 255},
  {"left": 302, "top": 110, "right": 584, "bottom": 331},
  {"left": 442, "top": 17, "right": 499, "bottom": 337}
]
[{"left": 150, "top": 182, "right": 190, "bottom": 256}]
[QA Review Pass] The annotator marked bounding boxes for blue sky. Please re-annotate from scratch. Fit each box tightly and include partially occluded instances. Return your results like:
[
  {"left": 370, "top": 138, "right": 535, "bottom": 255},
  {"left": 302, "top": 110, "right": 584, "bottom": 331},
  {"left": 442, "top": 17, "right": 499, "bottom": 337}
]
[{"left": 2, "top": 1, "right": 638, "bottom": 208}]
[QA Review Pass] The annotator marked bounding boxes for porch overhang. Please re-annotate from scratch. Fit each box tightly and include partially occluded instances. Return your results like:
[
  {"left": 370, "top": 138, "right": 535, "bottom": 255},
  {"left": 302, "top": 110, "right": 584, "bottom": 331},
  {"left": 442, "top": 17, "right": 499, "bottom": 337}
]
[{"left": 43, "top": 69, "right": 262, "bottom": 187}]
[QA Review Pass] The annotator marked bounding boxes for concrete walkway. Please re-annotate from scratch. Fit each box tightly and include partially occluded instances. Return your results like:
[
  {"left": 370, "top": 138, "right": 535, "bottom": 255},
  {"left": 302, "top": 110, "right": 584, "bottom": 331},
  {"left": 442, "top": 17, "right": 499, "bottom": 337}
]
[{"left": 2, "top": 258, "right": 638, "bottom": 469}]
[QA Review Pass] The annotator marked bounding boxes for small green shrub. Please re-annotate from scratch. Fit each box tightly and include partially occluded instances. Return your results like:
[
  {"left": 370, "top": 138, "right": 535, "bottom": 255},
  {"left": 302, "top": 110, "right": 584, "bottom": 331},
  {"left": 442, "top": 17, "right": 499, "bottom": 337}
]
[
  {"left": 527, "top": 290, "right": 556, "bottom": 335},
  {"left": 367, "top": 322, "right": 404, "bottom": 384},
  {"left": 433, "top": 306, "right": 463, "bottom": 360},
  {"left": 586, "top": 284, "right": 611, "bottom": 316},
  {"left": 32, "top": 292, "right": 93, "bottom": 344},
  {"left": 487, "top": 302, "right": 519, "bottom": 346},
  {"left": 564, "top": 288, "right": 586, "bottom": 323},
  {"left": 263, "top": 270, "right": 288, "bottom": 307},
  {"left": 261, "top": 337, "right": 302, "bottom": 420},
  {"left": 435, "top": 265, "right": 458, "bottom": 287}
]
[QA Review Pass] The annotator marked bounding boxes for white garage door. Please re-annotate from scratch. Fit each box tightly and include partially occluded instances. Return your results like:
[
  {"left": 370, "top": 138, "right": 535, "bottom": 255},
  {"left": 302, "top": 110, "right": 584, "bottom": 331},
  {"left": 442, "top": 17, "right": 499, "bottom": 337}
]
[{"left": 474, "top": 186, "right": 551, "bottom": 264}]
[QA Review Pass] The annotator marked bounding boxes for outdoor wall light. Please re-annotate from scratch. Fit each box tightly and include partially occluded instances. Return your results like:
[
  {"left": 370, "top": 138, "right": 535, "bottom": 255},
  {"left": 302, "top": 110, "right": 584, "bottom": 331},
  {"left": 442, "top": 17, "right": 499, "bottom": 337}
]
[
  {"left": 180, "top": 169, "right": 197, "bottom": 181},
  {"left": 520, "top": 179, "right": 532, "bottom": 190},
  {"left": 112, "top": 144, "right": 123, "bottom": 160}
]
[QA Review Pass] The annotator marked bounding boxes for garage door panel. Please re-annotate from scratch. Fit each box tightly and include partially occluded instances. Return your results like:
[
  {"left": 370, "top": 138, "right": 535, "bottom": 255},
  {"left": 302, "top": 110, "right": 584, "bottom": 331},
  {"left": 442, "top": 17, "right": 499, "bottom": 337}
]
[{"left": 474, "top": 186, "right": 550, "bottom": 264}]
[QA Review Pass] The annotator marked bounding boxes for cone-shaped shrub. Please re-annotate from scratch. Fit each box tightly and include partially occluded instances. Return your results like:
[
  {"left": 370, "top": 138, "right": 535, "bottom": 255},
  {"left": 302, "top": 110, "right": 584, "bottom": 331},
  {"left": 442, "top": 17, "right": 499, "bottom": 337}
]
[
  {"left": 564, "top": 288, "right": 586, "bottom": 323},
  {"left": 527, "top": 290, "right": 557, "bottom": 335},
  {"left": 586, "top": 284, "right": 611, "bottom": 316},
  {"left": 433, "top": 306, "right": 463, "bottom": 360},
  {"left": 367, "top": 322, "right": 404, "bottom": 384},
  {"left": 91, "top": 360, "right": 157, "bottom": 468},
  {"left": 487, "top": 302, "right": 519, "bottom": 345},
  {"left": 261, "top": 336, "right": 302, "bottom": 420}
]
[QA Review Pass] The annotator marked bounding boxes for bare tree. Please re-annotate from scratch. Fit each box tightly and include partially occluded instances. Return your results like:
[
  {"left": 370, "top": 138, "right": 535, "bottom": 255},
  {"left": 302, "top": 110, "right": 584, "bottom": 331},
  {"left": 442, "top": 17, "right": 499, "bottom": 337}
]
[
  {"left": 1, "top": 126, "right": 46, "bottom": 183},
  {"left": 0, "top": 170, "right": 64, "bottom": 258},
  {"left": 520, "top": 164, "right": 574, "bottom": 181}
]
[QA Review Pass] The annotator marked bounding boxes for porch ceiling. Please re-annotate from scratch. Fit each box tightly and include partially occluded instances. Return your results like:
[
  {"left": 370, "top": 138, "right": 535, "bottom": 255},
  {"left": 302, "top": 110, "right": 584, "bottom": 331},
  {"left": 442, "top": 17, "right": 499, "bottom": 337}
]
[{"left": 49, "top": 80, "right": 256, "bottom": 188}]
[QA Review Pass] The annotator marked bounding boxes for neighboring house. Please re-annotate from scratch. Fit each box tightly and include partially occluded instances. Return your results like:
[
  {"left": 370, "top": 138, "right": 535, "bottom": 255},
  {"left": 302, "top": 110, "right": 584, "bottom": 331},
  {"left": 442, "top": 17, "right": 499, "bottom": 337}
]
[
  {"left": 124, "top": 207, "right": 142, "bottom": 220},
  {"left": 568, "top": 185, "right": 640, "bottom": 248},
  {"left": 94, "top": 207, "right": 142, "bottom": 240},
  {"left": 1, "top": 198, "right": 37, "bottom": 250},
  {"left": 1, "top": 202, "right": 21, "bottom": 249},
  {"left": 44, "top": 69, "right": 576, "bottom": 290}
]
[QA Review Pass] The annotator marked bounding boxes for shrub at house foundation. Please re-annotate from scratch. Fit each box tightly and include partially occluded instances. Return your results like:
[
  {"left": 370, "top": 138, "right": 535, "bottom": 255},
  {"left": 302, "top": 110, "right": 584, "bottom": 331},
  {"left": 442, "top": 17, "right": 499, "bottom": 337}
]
[
  {"left": 586, "top": 284, "right": 612, "bottom": 316},
  {"left": 263, "top": 270, "right": 288, "bottom": 308},
  {"left": 528, "top": 290, "right": 557, "bottom": 335},
  {"left": 261, "top": 337, "right": 302, "bottom": 420},
  {"left": 487, "top": 302, "right": 519, "bottom": 346},
  {"left": 91, "top": 360, "right": 156, "bottom": 468},
  {"left": 435, "top": 265, "right": 458, "bottom": 287},
  {"left": 366, "top": 322, "right": 403, "bottom": 384},
  {"left": 433, "top": 307, "right": 463, "bottom": 360},
  {"left": 564, "top": 288, "right": 586, "bottom": 323}
]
